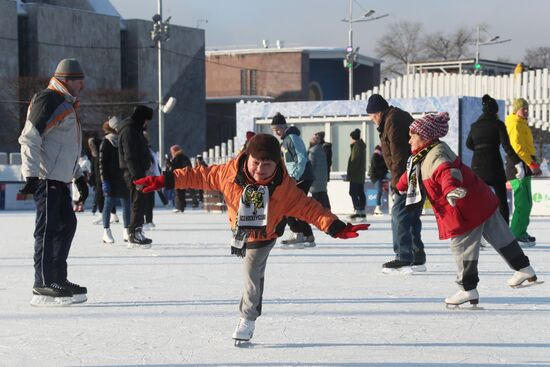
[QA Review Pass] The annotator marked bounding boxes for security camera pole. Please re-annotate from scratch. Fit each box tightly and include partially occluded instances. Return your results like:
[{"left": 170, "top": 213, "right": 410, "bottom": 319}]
[{"left": 151, "top": 0, "right": 170, "bottom": 168}]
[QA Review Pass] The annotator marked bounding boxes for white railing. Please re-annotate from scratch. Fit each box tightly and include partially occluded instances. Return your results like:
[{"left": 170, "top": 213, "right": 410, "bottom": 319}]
[
  {"left": 359, "top": 69, "right": 550, "bottom": 130},
  {"left": 200, "top": 137, "right": 237, "bottom": 166}
]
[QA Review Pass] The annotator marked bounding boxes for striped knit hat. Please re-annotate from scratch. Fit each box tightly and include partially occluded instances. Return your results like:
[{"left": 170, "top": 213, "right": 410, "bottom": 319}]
[
  {"left": 54, "top": 58, "right": 85, "bottom": 80},
  {"left": 410, "top": 112, "right": 450, "bottom": 140}
]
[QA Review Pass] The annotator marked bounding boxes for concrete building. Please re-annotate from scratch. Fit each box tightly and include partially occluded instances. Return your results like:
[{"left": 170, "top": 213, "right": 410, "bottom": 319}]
[
  {"left": 205, "top": 46, "right": 381, "bottom": 147},
  {"left": 0, "top": 0, "right": 206, "bottom": 159}
]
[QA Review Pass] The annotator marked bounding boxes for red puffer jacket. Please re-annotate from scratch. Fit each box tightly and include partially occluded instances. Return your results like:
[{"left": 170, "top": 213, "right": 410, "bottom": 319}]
[{"left": 397, "top": 142, "right": 499, "bottom": 240}]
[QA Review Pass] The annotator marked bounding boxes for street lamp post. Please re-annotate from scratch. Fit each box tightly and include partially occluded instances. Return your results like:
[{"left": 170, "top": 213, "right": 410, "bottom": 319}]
[
  {"left": 474, "top": 25, "right": 511, "bottom": 74},
  {"left": 342, "top": 0, "right": 388, "bottom": 100},
  {"left": 151, "top": 0, "right": 170, "bottom": 168}
]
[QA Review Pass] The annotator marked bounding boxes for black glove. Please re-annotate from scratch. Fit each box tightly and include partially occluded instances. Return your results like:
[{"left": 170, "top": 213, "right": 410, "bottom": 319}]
[
  {"left": 74, "top": 176, "right": 89, "bottom": 203},
  {"left": 19, "top": 177, "right": 40, "bottom": 195},
  {"left": 231, "top": 244, "right": 247, "bottom": 258}
]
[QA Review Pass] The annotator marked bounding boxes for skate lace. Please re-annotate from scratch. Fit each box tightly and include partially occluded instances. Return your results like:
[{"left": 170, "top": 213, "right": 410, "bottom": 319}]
[
  {"left": 64, "top": 280, "right": 80, "bottom": 287},
  {"left": 50, "top": 282, "right": 64, "bottom": 290}
]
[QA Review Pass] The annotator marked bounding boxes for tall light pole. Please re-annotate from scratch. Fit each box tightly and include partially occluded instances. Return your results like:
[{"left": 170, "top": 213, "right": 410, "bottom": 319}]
[
  {"left": 342, "top": 1, "right": 388, "bottom": 100},
  {"left": 474, "top": 25, "right": 511, "bottom": 74},
  {"left": 151, "top": 0, "right": 170, "bottom": 167}
]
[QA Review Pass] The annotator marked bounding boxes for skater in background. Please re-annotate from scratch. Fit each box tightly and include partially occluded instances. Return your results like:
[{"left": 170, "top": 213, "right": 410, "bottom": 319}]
[
  {"left": 99, "top": 117, "right": 131, "bottom": 244},
  {"left": 368, "top": 144, "right": 388, "bottom": 215},
  {"left": 466, "top": 95, "right": 521, "bottom": 224},
  {"left": 88, "top": 135, "right": 104, "bottom": 217},
  {"left": 166, "top": 145, "right": 191, "bottom": 213},
  {"left": 72, "top": 151, "right": 91, "bottom": 212},
  {"left": 367, "top": 94, "right": 426, "bottom": 273},
  {"left": 118, "top": 105, "right": 154, "bottom": 247},
  {"left": 271, "top": 112, "right": 316, "bottom": 248},
  {"left": 191, "top": 154, "right": 208, "bottom": 207},
  {"left": 505, "top": 98, "right": 542, "bottom": 247},
  {"left": 18, "top": 58, "right": 89, "bottom": 306},
  {"left": 396, "top": 112, "right": 539, "bottom": 307},
  {"left": 308, "top": 133, "right": 331, "bottom": 209},
  {"left": 347, "top": 129, "right": 367, "bottom": 221},
  {"left": 143, "top": 132, "right": 167, "bottom": 228},
  {"left": 134, "top": 133, "right": 370, "bottom": 344},
  {"left": 315, "top": 131, "right": 332, "bottom": 181}
]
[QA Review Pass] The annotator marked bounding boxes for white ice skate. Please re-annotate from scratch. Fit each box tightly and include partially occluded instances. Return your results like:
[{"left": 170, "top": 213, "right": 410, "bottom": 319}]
[
  {"left": 445, "top": 289, "right": 483, "bottom": 310},
  {"left": 110, "top": 213, "right": 120, "bottom": 224},
  {"left": 232, "top": 317, "right": 255, "bottom": 346},
  {"left": 103, "top": 228, "right": 115, "bottom": 244},
  {"left": 373, "top": 205, "right": 383, "bottom": 216},
  {"left": 280, "top": 233, "right": 305, "bottom": 249},
  {"left": 507, "top": 266, "right": 543, "bottom": 288},
  {"left": 92, "top": 217, "right": 102, "bottom": 225},
  {"left": 123, "top": 228, "right": 130, "bottom": 243}
]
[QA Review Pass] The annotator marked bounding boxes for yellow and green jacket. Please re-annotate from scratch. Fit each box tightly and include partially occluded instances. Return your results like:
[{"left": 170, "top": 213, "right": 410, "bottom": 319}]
[{"left": 504, "top": 113, "right": 537, "bottom": 180}]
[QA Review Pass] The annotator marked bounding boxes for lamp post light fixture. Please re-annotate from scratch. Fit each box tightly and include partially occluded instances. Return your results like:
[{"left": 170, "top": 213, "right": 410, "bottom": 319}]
[
  {"left": 342, "top": 0, "right": 388, "bottom": 100},
  {"left": 474, "top": 25, "right": 511, "bottom": 74},
  {"left": 151, "top": 0, "right": 171, "bottom": 168}
]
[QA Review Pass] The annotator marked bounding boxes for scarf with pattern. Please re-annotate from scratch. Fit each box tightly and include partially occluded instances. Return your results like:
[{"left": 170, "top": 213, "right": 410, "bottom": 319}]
[
  {"left": 231, "top": 184, "right": 269, "bottom": 254},
  {"left": 405, "top": 141, "right": 440, "bottom": 206}
]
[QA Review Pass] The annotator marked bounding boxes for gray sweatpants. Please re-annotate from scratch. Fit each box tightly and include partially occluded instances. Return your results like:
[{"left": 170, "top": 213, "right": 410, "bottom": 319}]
[
  {"left": 239, "top": 240, "right": 276, "bottom": 321},
  {"left": 450, "top": 210, "right": 530, "bottom": 291}
]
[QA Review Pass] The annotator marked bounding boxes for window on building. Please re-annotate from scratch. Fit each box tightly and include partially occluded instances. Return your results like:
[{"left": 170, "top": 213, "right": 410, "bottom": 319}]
[
  {"left": 240, "top": 69, "right": 249, "bottom": 95},
  {"left": 308, "top": 82, "right": 323, "bottom": 101},
  {"left": 249, "top": 69, "right": 257, "bottom": 95}
]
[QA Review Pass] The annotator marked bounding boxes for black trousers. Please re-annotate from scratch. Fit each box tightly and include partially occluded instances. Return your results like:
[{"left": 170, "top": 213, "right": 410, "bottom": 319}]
[
  {"left": 287, "top": 179, "right": 313, "bottom": 237},
  {"left": 488, "top": 181, "right": 510, "bottom": 224},
  {"left": 175, "top": 189, "right": 187, "bottom": 211},
  {"left": 33, "top": 180, "right": 77, "bottom": 287},
  {"left": 312, "top": 191, "right": 331, "bottom": 209},
  {"left": 125, "top": 173, "right": 146, "bottom": 232},
  {"left": 349, "top": 182, "right": 366, "bottom": 210},
  {"left": 144, "top": 192, "right": 154, "bottom": 223}
]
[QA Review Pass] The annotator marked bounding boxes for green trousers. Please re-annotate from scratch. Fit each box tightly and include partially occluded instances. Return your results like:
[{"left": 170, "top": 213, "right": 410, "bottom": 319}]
[{"left": 509, "top": 176, "right": 532, "bottom": 239}]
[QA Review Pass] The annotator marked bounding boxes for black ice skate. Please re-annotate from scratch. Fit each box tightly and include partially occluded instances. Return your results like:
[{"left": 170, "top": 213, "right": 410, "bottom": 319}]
[
  {"left": 382, "top": 259, "right": 413, "bottom": 274},
  {"left": 31, "top": 283, "right": 74, "bottom": 307},
  {"left": 60, "top": 279, "right": 88, "bottom": 304},
  {"left": 128, "top": 227, "right": 152, "bottom": 249}
]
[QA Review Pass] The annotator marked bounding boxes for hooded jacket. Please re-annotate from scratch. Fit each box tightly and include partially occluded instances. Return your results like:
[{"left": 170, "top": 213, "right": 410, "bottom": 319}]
[
  {"left": 308, "top": 143, "right": 328, "bottom": 193},
  {"left": 504, "top": 113, "right": 537, "bottom": 180},
  {"left": 118, "top": 116, "right": 151, "bottom": 180},
  {"left": 167, "top": 153, "right": 345, "bottom": 246},
  {"left": 280, "top": 126, "right": 314, "bottom": 182},
  {"left": 347, "top": 139, "right": 366, "bottom": 183},
  {"left": 19, "top": 78, "right": 82, "bottom": 183}
]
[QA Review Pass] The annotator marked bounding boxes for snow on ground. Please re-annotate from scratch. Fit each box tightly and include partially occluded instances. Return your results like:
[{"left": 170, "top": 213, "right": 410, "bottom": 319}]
[{"left": 0, "top": 209, "right": 549, "bottom": 366}]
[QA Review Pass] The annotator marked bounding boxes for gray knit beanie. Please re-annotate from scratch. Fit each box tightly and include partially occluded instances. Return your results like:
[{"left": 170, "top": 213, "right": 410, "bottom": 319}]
[
  {"left": 108, "top": 116, "right": 122, "bottom": 131},
  {"left": 54, "top": 58, "right": 85, "bottom": 80}
]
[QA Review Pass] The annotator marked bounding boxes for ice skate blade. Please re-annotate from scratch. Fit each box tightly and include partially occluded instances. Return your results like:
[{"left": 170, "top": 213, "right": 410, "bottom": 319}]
[
  {"left": 233, "top": 339, "right": 252, "bottom": 347},
  {"left": 510, "top": 280, "right": 544, "bottom": 289},
  {"left": 30, "top": 295, "right": 73, "bottom": 307},
  {"left": 382, "top": 266, "right": 413, "bottom": 275},
  {"left": 412, "top": 264, "right": 427, "bottom": 272},
  {"left": 446, "top": 303, "right": 484, "bottom": 310},
  {"left": 280, "top": 244, "right": 305, "bottom": 250},
  {"left": 72, "top": 294, "right": 88, "bottom": 304}
]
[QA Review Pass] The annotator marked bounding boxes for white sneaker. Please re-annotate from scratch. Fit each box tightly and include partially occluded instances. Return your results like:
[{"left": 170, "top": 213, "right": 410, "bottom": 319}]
[
  {"left": 232, "top": 317, "right": 255, "bottom": 341},
  {"left": 507, "top": 265, "right": 538, "bottom": 287},
  {"left": 374, "top": 205, "right": 383, "bottom": 215},
  {"left": 110, "top": 213, "right": 120, "bottom": 224},
  {"left": 445, "top": 289, "right": 479, "bottom": 306},
  {"left": 102, "top": 228, "right": 115, "bottom": 244},
  {"left": 123, "top": 228, "right": 130, "bottom": 242}
]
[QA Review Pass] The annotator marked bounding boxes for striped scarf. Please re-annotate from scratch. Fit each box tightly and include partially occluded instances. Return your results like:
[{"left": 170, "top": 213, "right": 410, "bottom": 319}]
[{"left": 405, "top": 141, "right": 439, "bottom": 206}]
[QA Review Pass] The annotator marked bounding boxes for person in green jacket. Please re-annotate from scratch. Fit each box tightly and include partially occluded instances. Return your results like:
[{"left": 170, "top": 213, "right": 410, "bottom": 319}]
[
  {"left": 347, "top": 128, "right": 367, "bottom": 220},
  {"left": 505, "top": 98, "right": 542, "bottom": 247}
]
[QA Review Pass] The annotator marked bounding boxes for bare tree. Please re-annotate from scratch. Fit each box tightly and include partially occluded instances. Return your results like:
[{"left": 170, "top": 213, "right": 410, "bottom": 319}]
[
  {"left": 375, "top": 21, "right": 423, "bottom": 78},
  {"left": 524, "top": 46, "right": 550, "bottom": 69},
  {"left": 422, "top": 26, "right": 475, "bottom": 60}
]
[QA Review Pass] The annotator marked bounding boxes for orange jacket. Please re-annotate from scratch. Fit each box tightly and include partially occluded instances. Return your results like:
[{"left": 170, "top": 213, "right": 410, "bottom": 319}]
[{"left": 170, "top": 154, "right": 344, "bottom": 242}]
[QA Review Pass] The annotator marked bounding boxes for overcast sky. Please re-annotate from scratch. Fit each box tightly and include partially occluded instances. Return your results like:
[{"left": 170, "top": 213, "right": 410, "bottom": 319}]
[{"left": 110, "top": 0, "right": 550, "bottom": 64}]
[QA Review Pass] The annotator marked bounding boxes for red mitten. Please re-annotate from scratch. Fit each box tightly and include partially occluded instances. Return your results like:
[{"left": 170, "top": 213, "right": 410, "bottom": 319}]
[
  {"left": 529, "top": 162, "right": 542, "bottom": 176},
  {"left": 134, "top": 175, "right": 164, "bottom": 193},
  {"left": 335, "top": 223, "right": 370, "bottom": 239}
]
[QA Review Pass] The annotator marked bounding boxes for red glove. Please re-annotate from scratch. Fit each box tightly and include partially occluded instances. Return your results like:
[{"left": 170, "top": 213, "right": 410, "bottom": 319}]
[
  {"left": 335, "top": 223, "right": 370, "bottom": 239},
  {"left": 133, "top": 175, "right": 164, "bottom": 193},
  {"left": 529, "top": 162, "right": 542, "bottom": 176}
]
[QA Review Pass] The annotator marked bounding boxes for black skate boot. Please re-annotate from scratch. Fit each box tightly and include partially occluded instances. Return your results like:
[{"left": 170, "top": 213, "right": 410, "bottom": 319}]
[
  {"left": 60, "top": 279, "right": 88, "bottom": 304},
  {"left": 31, "top": 282, "right": 74, "bottom": 307},
  {"left": 382, "top": 259, "right": 413, "bottom": 274},
  {"left": 128, "top": 227, "right": 152, "bottom": 249}
]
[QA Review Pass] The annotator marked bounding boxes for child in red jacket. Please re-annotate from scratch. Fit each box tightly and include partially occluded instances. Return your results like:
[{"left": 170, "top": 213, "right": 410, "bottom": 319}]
[{"left": 396, "top": 112, "right": 540, "bottom": 307}]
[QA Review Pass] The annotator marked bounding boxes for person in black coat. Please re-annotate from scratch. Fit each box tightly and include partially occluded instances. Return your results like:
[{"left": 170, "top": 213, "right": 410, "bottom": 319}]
[
  {"left": 118, "top": 105, "right": 153, "bottom": 246},
  {"left": 368, "top": 145, "right": 388, "bottom": 214},
  {"left": 166, "top": 145, "right": 192, "bottom": 212},
  {"left": 315, "top": 131, "right": 332, "bottom": 181},
  {"left": 466, "top": 94, "right": 522, "bottom": 224},
  {"left": 99, "top": 118, "right": 131, "bottom": 244}
]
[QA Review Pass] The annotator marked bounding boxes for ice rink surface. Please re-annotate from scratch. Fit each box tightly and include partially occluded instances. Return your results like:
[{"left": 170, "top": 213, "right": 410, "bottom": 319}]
[{"left": 0, "top": 209, "right": 549, "bottom": 366}]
